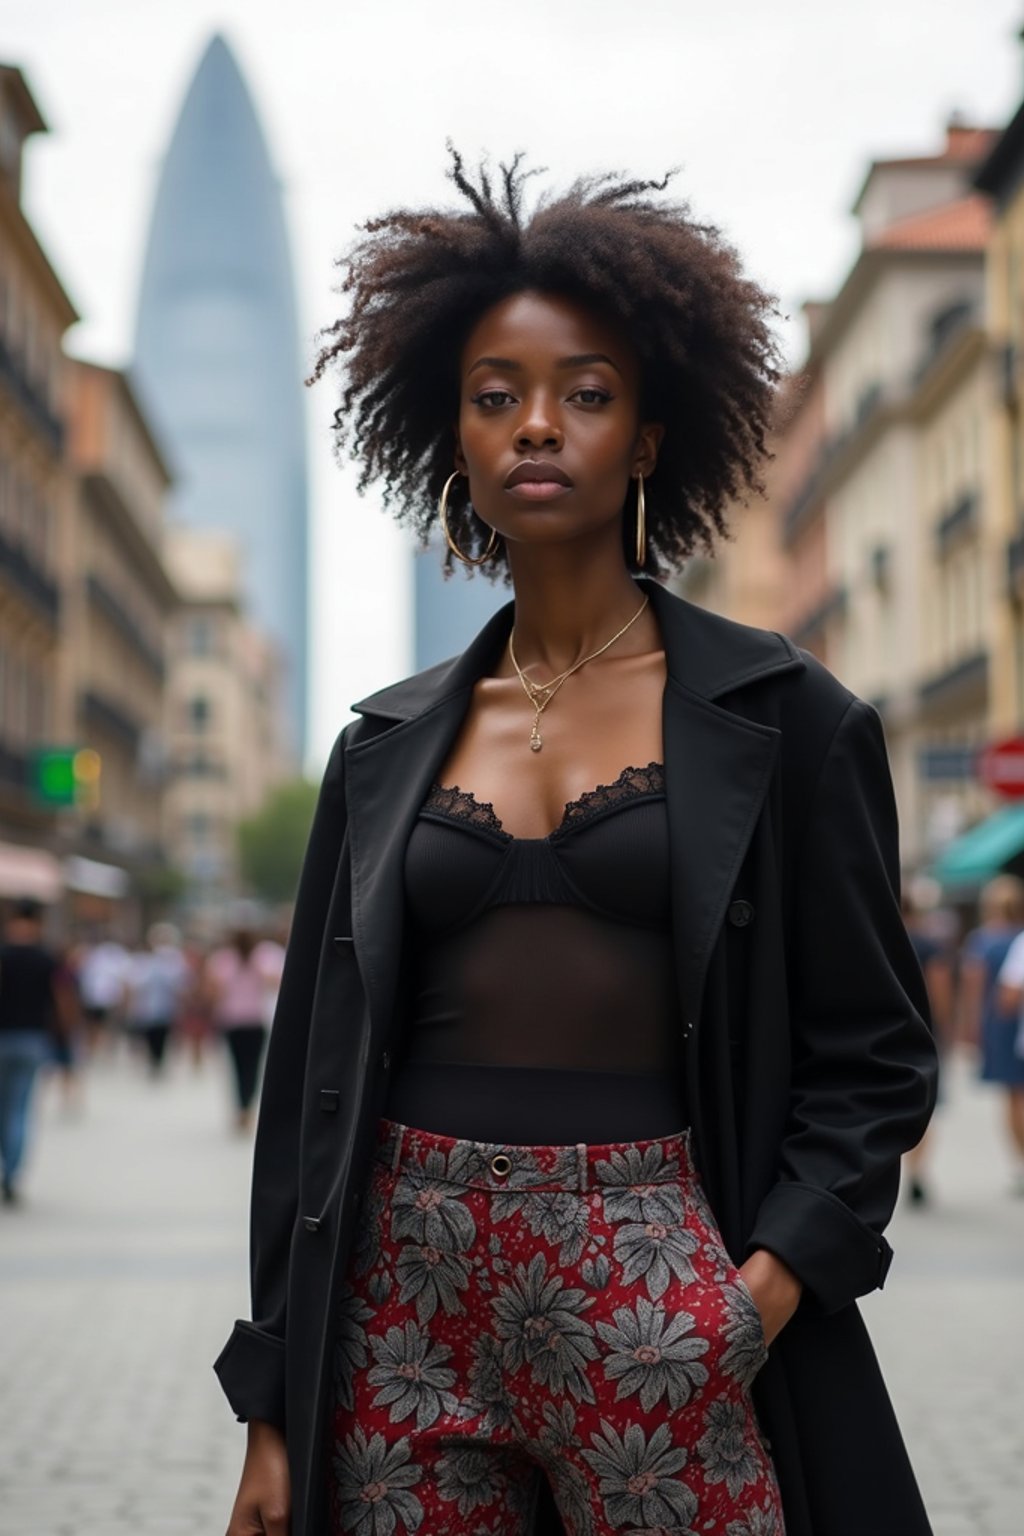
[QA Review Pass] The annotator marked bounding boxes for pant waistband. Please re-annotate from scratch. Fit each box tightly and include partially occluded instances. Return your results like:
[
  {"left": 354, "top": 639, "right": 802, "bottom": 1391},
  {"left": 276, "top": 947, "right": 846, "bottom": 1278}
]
[{"left": 374, "top": 1116, "right": 694, "bottom": 1194}]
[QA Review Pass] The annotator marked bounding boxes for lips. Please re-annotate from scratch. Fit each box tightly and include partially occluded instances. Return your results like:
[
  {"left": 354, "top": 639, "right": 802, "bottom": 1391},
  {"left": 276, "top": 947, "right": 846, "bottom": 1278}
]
[{"left": 504, "top": 459, "right": 574, "bottom": 491}]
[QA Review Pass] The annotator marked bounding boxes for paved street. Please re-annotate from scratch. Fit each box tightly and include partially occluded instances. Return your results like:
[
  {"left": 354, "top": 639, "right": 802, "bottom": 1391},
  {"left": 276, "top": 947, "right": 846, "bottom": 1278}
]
[{"left": 0, "top": 1043, "right": 1021, "bottom": 1536}]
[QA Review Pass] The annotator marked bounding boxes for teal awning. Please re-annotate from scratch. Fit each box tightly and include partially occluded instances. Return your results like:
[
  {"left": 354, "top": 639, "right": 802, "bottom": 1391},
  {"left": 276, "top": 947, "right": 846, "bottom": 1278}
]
[{"left": 932, "top": 802, "right": 1024, "bottom": 888}]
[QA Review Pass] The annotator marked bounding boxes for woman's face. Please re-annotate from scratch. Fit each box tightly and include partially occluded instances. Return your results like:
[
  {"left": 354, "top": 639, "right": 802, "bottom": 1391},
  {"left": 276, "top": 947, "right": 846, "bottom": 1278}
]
[{"left": 454, "top": 290, "right": 663, "bottom": 558}]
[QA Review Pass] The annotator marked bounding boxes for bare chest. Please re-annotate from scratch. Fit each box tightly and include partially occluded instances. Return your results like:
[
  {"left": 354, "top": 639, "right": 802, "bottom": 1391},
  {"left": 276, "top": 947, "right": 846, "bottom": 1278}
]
[{"left": 437, "top": 652, "right": 667, "bottom": 840}]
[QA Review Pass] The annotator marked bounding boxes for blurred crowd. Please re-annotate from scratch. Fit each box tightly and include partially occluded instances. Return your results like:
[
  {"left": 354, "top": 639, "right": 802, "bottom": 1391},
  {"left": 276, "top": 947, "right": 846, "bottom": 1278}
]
[
  {"left": 903, "top": 875, "right": 1024, "bottom": 1206},
  {"left": 0, "top": 901, "right": 287, "bottom": 1206},
  {"left": 3, "top": 875, "right": 1024, "bottom": 1213}
]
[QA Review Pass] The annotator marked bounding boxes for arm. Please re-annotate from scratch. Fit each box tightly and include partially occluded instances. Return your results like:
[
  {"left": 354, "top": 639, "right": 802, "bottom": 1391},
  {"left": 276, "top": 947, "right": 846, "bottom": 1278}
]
[
  {"left": 956, "top": 946, "right": 986, "bottom": 1049},
  {"left": 745, "top": 698, "right": 938, "bottom": 1317},
  {"left": 997, "top": 933, "right": 1024, "bottom": 1017},
  {"left": 923, "top": 951, "right": 955, "bottom": 1049},
  {"left": 214, "top": 728, "right": 349, "bottom": 1429}
]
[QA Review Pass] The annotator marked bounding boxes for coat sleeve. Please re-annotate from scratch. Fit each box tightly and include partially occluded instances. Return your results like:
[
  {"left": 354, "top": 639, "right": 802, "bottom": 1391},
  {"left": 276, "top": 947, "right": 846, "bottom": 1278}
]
[
  {"left": 213, "top": 727, "right": 349, "bottom": 1427},
  {"left": 745, "top": 697, "right": 937, "bottom": 1313}
]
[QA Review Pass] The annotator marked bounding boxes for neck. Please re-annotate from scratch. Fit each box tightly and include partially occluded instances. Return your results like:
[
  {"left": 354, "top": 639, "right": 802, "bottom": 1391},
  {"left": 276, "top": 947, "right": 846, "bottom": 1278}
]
[{"left": 504, "top": 541, "right": 651, "bottom": 675}]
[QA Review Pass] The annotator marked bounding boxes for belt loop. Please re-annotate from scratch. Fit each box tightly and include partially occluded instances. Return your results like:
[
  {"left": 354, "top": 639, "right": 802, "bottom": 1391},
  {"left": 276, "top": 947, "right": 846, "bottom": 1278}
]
[
  {"left": 576, "top": 1143, "right": 588, "bottom": 1193},
  {"left": 391, "top": 1123, "right": 404, "bottom": 1174}
]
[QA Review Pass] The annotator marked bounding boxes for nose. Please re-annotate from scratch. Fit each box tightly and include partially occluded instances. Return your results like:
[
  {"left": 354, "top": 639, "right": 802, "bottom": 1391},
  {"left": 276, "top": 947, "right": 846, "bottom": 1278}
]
[{"left": 514, "top": 395, "right": 564, "bottom": 452}]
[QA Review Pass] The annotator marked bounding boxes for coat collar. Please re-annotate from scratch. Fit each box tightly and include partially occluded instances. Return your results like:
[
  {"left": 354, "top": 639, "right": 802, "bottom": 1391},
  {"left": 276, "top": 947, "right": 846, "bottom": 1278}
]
[{"left": 351, "top": 577, "right": 803, "bottom": 723}]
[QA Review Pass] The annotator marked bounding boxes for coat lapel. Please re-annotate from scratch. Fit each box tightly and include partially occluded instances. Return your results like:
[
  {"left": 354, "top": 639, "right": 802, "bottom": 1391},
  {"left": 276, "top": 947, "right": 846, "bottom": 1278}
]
[
  {"left": 644, "top": 578, "right": 800, "bottom": 1030},
  {"left": 344, "top": 580, "right": 803, "bottom": 1050}
]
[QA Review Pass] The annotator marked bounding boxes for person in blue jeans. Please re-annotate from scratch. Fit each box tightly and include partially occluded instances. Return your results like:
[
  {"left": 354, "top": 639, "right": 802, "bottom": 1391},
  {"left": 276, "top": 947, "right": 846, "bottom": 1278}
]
[{"left": 0, "top": 897, "right": 69, "bottom": 1205}]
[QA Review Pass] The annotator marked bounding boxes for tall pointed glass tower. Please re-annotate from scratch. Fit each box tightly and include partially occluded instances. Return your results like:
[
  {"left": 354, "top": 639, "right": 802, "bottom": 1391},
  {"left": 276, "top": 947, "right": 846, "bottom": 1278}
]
[{"left": 133, "top": 34, "right": 308, "bottom": 753}]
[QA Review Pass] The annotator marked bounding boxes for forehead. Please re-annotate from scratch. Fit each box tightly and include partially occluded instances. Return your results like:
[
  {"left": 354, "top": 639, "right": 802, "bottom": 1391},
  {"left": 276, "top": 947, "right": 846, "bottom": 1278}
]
[{"left": 460, "top": 290, "right": 637, "bottom": 377}]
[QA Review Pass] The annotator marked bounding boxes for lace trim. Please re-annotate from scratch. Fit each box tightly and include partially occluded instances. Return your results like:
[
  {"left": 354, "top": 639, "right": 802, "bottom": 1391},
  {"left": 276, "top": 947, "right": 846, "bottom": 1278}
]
[
  {"left": 561, "top": 762, "right": 666, "bottom": 827},
  {"left": 425, "top": 762, "right": 665, "bottom": 839},
  {"left": 423, "top": 782, "right": 506, "bottom": 836}
]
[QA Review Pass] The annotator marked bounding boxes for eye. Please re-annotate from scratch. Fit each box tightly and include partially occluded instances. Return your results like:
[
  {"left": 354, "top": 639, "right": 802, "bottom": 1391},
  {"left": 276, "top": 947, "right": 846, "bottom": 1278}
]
[
  {"left": 570, "top": 387, "right": 613, "bottom": 406},
  {"left": 470, "top": 388, "right": 517, "bottom": 409}
]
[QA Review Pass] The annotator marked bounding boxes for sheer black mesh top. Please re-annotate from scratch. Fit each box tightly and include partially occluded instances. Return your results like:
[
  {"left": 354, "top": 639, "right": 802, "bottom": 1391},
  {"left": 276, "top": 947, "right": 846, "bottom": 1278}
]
[{"left": 387, "top": 763, "right": 688, "bottom": 1144}]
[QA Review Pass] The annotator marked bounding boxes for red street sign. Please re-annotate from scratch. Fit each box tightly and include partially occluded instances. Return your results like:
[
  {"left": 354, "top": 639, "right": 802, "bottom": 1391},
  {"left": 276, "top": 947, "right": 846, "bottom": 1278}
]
[{"left": 978, "top": 736, "right": 1024, "bottom": 798}]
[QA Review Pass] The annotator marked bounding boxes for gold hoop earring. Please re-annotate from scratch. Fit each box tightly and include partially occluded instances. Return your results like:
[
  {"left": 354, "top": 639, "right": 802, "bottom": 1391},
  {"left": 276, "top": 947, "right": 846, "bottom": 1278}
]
[
  {"left": 635, "top": 472, "right": 646, "bottom": 568},
  {"left": 439, "top": 472, "right": 500, "bottom": 566}
]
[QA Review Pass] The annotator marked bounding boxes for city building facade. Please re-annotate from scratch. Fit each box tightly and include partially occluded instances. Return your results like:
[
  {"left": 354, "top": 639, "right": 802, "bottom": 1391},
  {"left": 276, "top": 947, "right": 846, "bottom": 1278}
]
[
  {"left": 64, "top": 361, "right": 178, "bottom": 893},
  {"left": 0, "top": 65, "right": 76, "bottom": 900},
  {"left": 686, "top": 122, "right": 1002, "bottom": 873},
  {"left": 162, "top": 526, "right": 290, "bottom": 912},
  {"left": 133, "top": 34, "right": 309, "bottom": 754}
]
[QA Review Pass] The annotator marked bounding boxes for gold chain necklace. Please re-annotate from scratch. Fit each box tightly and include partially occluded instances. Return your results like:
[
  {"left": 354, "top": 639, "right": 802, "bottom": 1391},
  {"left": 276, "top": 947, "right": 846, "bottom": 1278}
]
[{"left": 508, "top": 593, "right": 650, "bottom": 753}]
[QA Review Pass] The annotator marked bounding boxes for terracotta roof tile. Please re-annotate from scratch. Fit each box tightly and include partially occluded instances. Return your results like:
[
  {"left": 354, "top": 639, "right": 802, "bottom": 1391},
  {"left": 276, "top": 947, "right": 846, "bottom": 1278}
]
[{"left": 868, "top": 193, "right": 991, "bottom": 252}]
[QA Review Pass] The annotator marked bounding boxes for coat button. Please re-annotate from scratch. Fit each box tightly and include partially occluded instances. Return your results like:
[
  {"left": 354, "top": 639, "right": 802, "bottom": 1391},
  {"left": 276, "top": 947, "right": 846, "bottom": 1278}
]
[
  {"left": 333, "top": 935, "right": 354, "bottom": 951},
  {"left": 302, "top": 1216, "right": 321, "bottom": 1233},
  {"left": 728, "top": 899, "right": 754, "bottom": 928}
]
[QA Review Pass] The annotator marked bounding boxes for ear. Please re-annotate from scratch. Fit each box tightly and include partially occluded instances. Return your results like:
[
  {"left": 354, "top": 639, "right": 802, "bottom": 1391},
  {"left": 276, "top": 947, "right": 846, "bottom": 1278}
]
[
  {"left": 452, "top": 425, "right": 467, "bottom": 476},
  {"left": 633, "top": 421, "right": 665, "bottom": 477}
]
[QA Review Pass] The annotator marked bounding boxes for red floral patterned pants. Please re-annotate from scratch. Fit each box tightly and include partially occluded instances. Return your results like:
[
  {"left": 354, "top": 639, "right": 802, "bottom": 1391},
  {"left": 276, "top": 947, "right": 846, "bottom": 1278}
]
[{"left": 328, "top": 1120, "right": 784, "bottom": 1536}]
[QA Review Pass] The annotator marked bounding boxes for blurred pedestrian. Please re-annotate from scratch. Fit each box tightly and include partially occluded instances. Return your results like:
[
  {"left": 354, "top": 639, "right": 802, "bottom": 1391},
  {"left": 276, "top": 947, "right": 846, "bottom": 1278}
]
[
  {"left": 988, "top": 881, "right": 1024, "bottom": 1194},
  {"left": 176, "top": 932, "right": 214, "bottom": 1071},
  {"left": 902, "top": 890, "right": 953, "bottom": 1206},
  {"left": 75, "top": 931, "right": 129, "bottom": 1054},
  {"left": 49, "top": 945, "right": 84, "bottom": 1112},
  {"left": 0, "top": 898, "right": 74, "bottom": 1205},
  {"left": 124, "top": 923, "right": 191, "bottom": 1077},
  {"left": 204, "top": 929, "right": 277, "bottom": 1132}
]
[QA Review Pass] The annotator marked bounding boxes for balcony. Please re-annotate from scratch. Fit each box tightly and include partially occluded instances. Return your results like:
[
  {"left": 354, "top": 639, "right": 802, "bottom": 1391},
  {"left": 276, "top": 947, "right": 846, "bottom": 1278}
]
[
  {"left": 935, "top": 492, "right": 978, "bottom": 556},
  {"left": 0, "top": 526, "right": 60, "bottom": 623},
  {"left": 1009, "top": 529, "right": 1024, "bottom": 597},
  {"left": 86, "top": 573, "right": 165, "bottom": 681},
  {"left": 0, "top": 336, "right": 63, "bottom": 454},
  {"left": 80, "top": 689, "right": 141, "bottom": 753},
  {"left": 918, "top": 651, "right": 989, "bottom": 717},
  {"left": 1001, "top": 341, "right": 1019, "bottom": 410},
  {"left": 913, "top": 299, "right": 977, "bottom": 386},
  {"left": 0, "top": 741, "right": 29, "bottom": 792},
  {"left": 783, "top": 382, "right": 887, "bottom": 544},
  {"left": 791, "top": 585, "right": 848, "bottom": 647}
]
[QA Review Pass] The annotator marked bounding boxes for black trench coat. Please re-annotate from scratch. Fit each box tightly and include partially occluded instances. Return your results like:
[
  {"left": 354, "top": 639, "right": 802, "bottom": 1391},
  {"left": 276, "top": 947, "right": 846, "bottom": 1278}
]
[{"left": 215, "top": 577, "right": 938, "bottom": 1536}]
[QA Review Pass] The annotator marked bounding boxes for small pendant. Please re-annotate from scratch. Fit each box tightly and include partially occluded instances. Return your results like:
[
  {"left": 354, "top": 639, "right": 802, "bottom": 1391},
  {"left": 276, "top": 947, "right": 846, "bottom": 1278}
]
[{"left": 530, "top": 725, "right": 543, "bottom": 752}]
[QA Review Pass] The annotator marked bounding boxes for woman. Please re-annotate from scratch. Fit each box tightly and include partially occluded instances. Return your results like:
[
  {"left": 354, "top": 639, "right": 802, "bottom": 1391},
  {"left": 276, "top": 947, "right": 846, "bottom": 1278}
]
[
  {"left": 217, "top": 156, "right": 937, "bottom": 1536},
  {"left": 205, "top": 929, "right": 278, "bottom": 1133},
  {"left": 961, "top": 875, "right": 1024, "bottom": 1191}
]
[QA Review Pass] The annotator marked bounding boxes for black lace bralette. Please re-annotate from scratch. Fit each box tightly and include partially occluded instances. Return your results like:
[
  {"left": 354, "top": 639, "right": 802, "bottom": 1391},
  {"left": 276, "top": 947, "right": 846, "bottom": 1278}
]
[
  {"left": 407, "top": 762, "right": 669, "bottom": 931},
  {"left": 422, "top": 761, "right": 666, "bottom": 843}
]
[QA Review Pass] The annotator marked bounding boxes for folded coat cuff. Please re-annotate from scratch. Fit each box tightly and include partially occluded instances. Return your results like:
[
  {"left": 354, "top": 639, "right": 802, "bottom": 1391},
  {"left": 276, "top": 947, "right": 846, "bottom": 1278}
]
[
  {"left": 213, "top": 1320, "right": 287, "bottom": 1430},
  {"left": 745, "top": 1180, "right": 893, "bottom": 1314}
]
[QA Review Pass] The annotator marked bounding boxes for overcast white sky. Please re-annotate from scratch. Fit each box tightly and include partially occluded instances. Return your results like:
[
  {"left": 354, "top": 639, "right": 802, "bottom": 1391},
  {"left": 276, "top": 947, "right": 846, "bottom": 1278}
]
[{"left": 3, "top": 0, "right": 1022, "bottom": 772}]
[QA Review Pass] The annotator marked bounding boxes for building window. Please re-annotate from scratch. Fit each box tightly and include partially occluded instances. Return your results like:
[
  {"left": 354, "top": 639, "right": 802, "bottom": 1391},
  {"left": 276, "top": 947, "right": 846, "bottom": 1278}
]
[
  {"left": 185, "top": 615, "right": 217, "bottom": 656},
  {"left": 186, "top": 694, "right": 211, "bottom": 732},
  {"left": 187, "top": 812, "right": 211, "bottom": 844}
]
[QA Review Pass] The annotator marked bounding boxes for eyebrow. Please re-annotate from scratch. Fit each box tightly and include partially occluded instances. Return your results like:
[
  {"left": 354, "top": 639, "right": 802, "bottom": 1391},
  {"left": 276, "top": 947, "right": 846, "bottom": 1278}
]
[{"left": 468, "top": 352, "right": 623, "bottom": 377}]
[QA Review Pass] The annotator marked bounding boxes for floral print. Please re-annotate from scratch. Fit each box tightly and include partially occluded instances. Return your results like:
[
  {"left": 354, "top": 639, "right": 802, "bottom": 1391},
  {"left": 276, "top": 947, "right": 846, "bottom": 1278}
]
[
  {"left": 719, "top": 1280, "right": 768, "bottom": 1389},
  {"left": 328, "top": 1120, "right": 783, "bottom": 1536},
  {"left": 698, "top": 1399, "right": 765, "bottom": 1499},
  {"left": 597, "top": 1295, "right": 710, "bottom": 1410},
  {"left": 333, "top": 1426, "right": 423, "bottom": 1535},
  {"left": 366, "top": 1321, "right": 458, "bottom": 1429},
  {"left": 491, "top": 1251, "right": 599, "bottom": 1402},
  {"left": 613, "top": 1216, "right": 700, "bottom": 1300},
  {"left": 582, "top": 1420, "right": 698, "bottom": 1531}
]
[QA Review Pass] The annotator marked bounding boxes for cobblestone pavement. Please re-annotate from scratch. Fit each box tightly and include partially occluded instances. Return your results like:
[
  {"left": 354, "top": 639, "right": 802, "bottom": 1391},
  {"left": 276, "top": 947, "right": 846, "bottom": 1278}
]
[{"left": 0, "top": 1044, "right": 1021, "bottom": 1535}]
